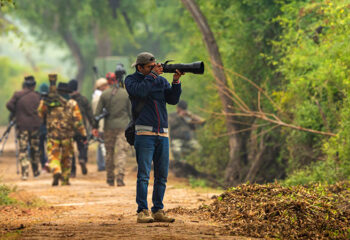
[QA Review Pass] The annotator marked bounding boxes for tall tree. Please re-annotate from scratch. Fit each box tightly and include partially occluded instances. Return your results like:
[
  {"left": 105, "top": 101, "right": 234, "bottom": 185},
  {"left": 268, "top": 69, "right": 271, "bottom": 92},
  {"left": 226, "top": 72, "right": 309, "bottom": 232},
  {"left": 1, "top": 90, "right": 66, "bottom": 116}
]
[{"left": 182, "top": 0, "right": 245, "bottom": 186}]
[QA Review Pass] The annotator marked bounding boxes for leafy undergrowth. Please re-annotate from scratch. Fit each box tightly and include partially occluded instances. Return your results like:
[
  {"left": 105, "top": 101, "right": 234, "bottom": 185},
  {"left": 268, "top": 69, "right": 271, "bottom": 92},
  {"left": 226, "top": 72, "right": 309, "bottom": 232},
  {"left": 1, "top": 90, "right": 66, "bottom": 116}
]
[
  {"left": 170, "top": 182, "right": 350, "bottom": 239},
  {"left": 0, "top": 183, "right": 17, "bottom": 205}
]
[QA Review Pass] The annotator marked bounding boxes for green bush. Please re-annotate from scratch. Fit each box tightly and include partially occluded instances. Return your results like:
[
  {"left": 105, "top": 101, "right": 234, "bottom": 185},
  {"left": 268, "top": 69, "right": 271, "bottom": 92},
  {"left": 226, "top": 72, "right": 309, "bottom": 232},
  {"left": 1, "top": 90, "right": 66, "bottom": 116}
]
[
  {"left": 273, "top": 0, "right": 350, "bottom": 184},
  {"left": 0, "top": 184, "right": 16, "bottom": 205}
]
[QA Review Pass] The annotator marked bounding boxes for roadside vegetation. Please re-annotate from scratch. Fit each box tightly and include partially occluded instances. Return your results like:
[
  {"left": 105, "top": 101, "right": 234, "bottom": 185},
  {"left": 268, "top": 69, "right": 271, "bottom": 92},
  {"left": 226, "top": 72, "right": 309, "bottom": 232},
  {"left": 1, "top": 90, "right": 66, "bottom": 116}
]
[
  {"left": 1, "top": 0, "right": 350, "bottom": 187},
  {"left": 0, "top": 182, "right": 16, "bottom": 205},
  {"left": 172, "top": 181, "right": 350, "bottom": 239}
]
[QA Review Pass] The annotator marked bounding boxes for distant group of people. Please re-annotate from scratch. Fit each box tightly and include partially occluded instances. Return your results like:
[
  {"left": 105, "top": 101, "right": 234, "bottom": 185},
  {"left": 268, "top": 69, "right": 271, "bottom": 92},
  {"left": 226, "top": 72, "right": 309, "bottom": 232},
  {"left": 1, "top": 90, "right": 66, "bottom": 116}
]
[{"left": 5, "top": 52, "right": 205, "bottom": 223}]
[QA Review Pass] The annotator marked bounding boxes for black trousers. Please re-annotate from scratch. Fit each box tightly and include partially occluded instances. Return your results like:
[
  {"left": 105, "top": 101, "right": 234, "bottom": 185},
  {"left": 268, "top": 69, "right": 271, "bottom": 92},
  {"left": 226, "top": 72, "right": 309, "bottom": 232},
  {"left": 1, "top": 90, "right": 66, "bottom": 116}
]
[{"left": 71, "top": 136, "right": 88, "bottom": 174}]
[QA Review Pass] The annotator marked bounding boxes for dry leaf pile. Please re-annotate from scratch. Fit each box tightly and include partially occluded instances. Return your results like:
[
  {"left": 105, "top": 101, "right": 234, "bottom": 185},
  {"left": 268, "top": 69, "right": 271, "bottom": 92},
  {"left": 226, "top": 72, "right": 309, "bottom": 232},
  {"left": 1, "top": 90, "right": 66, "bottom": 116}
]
[{"left": 171, "top": 182, "right": 350, "bottom": 239}]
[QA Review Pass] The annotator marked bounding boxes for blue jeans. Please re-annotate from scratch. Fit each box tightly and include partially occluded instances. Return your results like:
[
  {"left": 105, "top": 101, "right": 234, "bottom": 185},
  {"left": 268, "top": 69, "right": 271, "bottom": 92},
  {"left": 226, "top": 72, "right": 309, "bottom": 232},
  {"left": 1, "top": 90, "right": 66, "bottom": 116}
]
[{"left": 134, "top": 135, "right": 169, "bottom": 213}]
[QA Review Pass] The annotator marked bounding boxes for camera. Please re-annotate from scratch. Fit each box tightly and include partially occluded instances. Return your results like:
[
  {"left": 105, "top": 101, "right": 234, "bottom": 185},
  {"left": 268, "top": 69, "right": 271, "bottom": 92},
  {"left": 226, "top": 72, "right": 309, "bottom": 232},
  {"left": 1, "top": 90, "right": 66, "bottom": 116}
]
[
  {"left": 115, "top": 63, "right": 126, "bottom": 87},
  {"left": 161, "top": 61, "right": 204, "bottom": 74},
  {"left": 95, "top": 108, "right": 109, "bottom": 122}
]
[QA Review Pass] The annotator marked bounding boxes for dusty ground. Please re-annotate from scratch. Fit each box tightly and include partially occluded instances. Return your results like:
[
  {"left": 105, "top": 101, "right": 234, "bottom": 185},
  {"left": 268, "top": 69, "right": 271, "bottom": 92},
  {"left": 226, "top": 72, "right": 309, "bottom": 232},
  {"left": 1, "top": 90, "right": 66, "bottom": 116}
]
[{"left": 0, "top": 127, "right": 246, "bottom": 240}]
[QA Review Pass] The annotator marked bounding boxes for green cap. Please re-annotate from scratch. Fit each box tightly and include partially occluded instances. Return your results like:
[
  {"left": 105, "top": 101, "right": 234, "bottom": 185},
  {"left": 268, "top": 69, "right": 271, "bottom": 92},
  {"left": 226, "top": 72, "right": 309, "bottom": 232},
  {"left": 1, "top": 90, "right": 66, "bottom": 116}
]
[{"left": 131, "top": 52, "right": 155, "bottom": 67}]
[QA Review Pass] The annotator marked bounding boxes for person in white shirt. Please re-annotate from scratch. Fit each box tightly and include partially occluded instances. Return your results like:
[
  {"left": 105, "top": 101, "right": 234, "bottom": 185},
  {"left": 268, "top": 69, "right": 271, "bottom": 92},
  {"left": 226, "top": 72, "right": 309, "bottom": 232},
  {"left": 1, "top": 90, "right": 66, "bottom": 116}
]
[{"left": 92, "top": 78, "right": 109, "bottom": 171}]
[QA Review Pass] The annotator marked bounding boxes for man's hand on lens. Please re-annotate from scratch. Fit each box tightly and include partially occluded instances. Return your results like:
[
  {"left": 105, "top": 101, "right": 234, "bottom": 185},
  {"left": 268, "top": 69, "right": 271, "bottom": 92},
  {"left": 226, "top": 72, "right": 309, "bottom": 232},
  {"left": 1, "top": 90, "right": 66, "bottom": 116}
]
[
  {"left": 151, "top": 63, "right": 163, "bottom": 75},
  {"left": 173, "top": 69, "right": 185, "bottom": 82}
]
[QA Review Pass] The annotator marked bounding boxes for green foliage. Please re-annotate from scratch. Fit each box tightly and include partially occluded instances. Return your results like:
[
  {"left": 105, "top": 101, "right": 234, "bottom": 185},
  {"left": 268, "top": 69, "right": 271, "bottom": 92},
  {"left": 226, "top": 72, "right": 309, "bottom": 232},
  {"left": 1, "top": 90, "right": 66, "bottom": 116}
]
[
  {"left": 186, "top": 99, "right": 230, "bottom": 178},
  {"left": 176, "top": 0, "right": 289, "bottom": 183},
  {"left": 188, "top": 176, "right": 208, "bottom": 188},
  {"left": 273, "top": 0, "right": 350, "bottom": 184},
  {"left": 0, "top": 183, "right": 16, "bottom": 205},
  {"left": 0, "top": 0, "right": 18, "bottom": 36},
  {"left": 0, "top": 56, "right": 68, "bottom": 125},
  {"left": 0, "top": 0, "right": 14, "bottom": 10},
  {"left": 0, "top": 57, "right": 28, "bottom": 125}
]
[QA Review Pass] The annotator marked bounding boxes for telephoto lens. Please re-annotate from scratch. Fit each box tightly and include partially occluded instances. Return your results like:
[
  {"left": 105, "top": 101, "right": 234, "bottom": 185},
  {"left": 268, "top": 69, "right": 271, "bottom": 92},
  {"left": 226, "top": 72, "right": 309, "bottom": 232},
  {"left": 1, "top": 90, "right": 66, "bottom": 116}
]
[{"left": 162, "top": 61, "right": 204, "bottom": 74}]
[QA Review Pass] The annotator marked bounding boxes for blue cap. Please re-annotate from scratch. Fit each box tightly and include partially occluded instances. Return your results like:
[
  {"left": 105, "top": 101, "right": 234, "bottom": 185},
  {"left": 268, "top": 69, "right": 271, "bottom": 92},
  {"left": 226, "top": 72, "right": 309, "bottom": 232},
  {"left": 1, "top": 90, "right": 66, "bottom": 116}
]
[{"left": 39, "top": 83, "right": 49, "bottom": 94}]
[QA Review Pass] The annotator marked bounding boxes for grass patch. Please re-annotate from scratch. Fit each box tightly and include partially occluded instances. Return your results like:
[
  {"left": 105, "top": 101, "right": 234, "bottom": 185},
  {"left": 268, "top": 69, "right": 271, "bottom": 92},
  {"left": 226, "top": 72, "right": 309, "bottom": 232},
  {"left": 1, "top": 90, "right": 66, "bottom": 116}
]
[
  {"left": 0, "top": 184, "right": 17, "bottom": 205},
  {"left": 0, "top": 182, "right": 46, "bottom": 208}
]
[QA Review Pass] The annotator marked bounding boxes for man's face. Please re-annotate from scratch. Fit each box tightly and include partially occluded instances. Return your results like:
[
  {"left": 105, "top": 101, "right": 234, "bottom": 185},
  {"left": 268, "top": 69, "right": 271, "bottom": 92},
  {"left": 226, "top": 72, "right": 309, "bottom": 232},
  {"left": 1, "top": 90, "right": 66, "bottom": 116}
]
[
  {"left": 176, "top": 106, "right": 186, "bottom": 116},
  {"left": 138, "top": 61, "right": 156, "bottom": 75}
]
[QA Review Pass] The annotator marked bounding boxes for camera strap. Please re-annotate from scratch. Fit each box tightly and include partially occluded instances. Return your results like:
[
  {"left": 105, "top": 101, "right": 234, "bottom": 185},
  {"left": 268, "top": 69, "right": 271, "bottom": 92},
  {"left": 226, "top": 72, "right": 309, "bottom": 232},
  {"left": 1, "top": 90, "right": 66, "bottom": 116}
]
[{"left": 107, "top": 85, "right": 118, "bottom": 110}]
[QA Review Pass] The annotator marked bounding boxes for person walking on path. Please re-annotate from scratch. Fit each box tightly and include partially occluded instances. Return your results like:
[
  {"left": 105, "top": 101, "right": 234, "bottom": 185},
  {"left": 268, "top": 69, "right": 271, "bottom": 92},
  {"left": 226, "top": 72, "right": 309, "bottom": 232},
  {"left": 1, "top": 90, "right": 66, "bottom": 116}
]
[
  {"left": 6, "top": 76, "right": 42, "bottom": 180},
  {"left": 38, "top": 83, "right": 50, "bottom": 173},
  {"left": 38, "top": 76, "right": 87, "bottom": 186},
  {"left": 92, "top": 72, "right": 131, "bottom": 187},
  {"left": 91, "top": 78, "right": 109, "bottom": 171},
  {"left": 68, "top": 79, "right": 95, "bottom": 177},
  {"left": 125, "top": 52, "right": 184, "bottom": 223}
]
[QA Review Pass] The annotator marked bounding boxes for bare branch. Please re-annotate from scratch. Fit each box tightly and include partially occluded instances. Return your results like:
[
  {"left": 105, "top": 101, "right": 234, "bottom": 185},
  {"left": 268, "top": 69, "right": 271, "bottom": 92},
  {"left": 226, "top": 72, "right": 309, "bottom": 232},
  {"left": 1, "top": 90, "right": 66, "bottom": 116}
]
[
  {"left": 258, "top": 91, "right": 262, "bottom": 112},
  {"left": 210, "top": 59, "right": 292, "bottom": 121}
]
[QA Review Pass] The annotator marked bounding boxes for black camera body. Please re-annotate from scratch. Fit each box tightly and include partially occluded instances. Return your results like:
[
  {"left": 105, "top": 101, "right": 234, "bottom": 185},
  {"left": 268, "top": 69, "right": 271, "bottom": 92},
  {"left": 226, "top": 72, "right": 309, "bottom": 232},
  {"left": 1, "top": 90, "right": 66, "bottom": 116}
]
[
  {"left": 115, "top": 63, "right": 126, "bottom": 87},
  {"left": 161, "top": 61, "right": 204, "bottom": 74},
  {"left": 95, "top": 108, "right": 109, "bottom": 122}
]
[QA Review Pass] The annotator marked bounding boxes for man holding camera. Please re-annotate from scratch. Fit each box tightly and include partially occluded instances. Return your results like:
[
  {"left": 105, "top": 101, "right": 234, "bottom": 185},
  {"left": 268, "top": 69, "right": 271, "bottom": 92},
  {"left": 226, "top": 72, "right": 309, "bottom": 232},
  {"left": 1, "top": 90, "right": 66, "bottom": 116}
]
[
  {"left": 125, "top": 52, "right": 184, "bottom": 223},
  {"left": 92, "top": 70, "right": 131, "bottom": 187}
]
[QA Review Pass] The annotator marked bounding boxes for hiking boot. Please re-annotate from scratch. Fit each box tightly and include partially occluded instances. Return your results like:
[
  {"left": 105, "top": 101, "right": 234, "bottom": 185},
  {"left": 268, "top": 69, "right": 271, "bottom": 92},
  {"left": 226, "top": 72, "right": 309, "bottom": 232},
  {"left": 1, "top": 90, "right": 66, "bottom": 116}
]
[
  {"left": 61, "top": 180, "right": 71, "bottom": 186},
  {"left": 107, "top": 179, "right": 115, "bottom": 186},
  {"left": 32, "top": 163, "right": 40, "bottom": 178},
  {"left": 70, "top": 171, "right": 76, "bottom": 178},
  {"left": 33, "top": 171, "right": 40, "bottom": 178},
  {"left": 52, "top": 173, "right": 61, "bottom": 186},
  {"left": 117, "top": 179, "right": 125, "bottom": 186},
  {"left": 137, "top": 209, "right": 154, "bottom": 223},
  {"left": 61, "top": 175, "right": 70, "bottom": 186},
  {"left": 116, "top": 175, "right": 125, "bottom": 186},
  {"left": 21, "top": 172, "right": 29, "bottom": 181},
  {"left": 21, "top": 166, "right": 29, "bottom": 181},
  {"left": 152, "top": 210, "right": 175, "bottom": 223},
  {"left": 80, "top": 162, "right": 88, "bottom": 175}
]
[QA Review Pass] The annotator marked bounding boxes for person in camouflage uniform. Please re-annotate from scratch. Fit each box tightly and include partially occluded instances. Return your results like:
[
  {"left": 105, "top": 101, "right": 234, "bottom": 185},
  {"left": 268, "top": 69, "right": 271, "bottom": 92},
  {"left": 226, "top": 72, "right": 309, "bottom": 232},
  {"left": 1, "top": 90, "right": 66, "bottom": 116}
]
[
  {"left": 38, "top": 78, "right": 87, "bottom": 186},
  {"left": 168, "top": 100, "right": 205, "bottom": 163},
  {"left": 68, "top": 79, "right": 95, "bottom": 177},
  {"left": 6, "top": 76, "right": 42, "bottom": 180},
  {"left": 92, "top": 72, "right": 131, "bottom": 187}
]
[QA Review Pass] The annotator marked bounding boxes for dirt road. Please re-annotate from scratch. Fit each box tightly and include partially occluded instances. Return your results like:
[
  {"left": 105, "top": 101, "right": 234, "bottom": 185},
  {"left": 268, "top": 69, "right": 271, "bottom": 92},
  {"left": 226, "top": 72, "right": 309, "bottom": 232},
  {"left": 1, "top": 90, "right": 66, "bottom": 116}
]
[{"left": 0, "top": 128, "right": 243, "bottom": 239}]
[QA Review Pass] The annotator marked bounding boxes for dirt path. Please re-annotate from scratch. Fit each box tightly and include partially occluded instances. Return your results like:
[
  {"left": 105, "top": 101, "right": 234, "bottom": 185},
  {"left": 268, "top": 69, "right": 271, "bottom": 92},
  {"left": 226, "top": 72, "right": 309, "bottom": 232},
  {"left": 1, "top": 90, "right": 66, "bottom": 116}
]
[{"left": 0, "top": 128, "right": 243, "bottom": 240}]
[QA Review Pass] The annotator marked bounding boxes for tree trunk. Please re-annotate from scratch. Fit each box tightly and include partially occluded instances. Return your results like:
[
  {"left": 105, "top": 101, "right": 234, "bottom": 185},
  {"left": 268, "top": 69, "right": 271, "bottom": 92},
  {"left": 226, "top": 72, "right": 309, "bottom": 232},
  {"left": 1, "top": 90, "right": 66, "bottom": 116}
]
[
  {"left": 245, "top": 133, "right": 266, "bottom": 183},
  {"left": 94, "top": 24, "right": 112, "bottom": 57},
  {"left": 61, "top": 31, "right": 86, "bottom": 88},
  {"left": 181, "top": 0, "right": 243, "bottom": 186}
]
